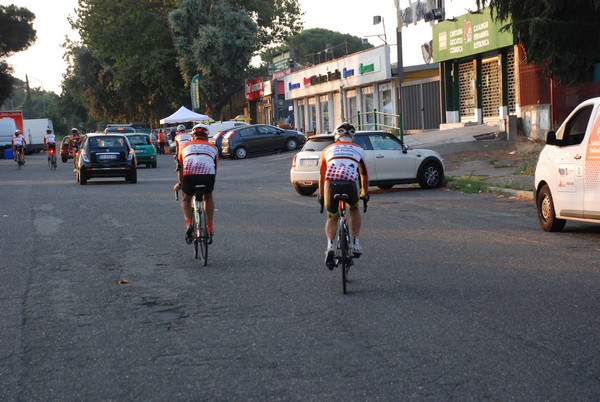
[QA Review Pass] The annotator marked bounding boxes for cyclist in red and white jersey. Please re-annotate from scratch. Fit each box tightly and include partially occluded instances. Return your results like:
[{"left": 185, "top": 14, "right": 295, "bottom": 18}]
[
  {"left": 173, "top": 124, "right": 219, "bottom": 243},
  {"left": 318, "top": 122, "right": 369, "bottom": 267},
  {"left": 173, "top": 124, "right": 192, "bottom": 161},
  {"left": 44, "top": 128, "right": 56, "bottom": 158},
  {"left": 12, "top": 129, "right": 27, "bottom": 162}
]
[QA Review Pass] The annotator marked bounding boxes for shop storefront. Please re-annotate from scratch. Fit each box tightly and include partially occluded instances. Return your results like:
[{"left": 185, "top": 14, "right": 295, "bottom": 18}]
[
  {"left": 284, "top": 46, "right": 394, "bottom": 135},
  {"left": 433, "top": 9, "right": 517, "bottom": 127}
]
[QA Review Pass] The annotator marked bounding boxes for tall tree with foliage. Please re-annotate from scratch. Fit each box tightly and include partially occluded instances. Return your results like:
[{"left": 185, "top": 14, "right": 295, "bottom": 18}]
[
  {"left": 169, "top": 0, "right": 261, "bottom": 119},
  {"left": 477, "top": 0, "right": 600, "bottom": 83},
  {"left": 69, "top": 0, "right": 188, "bottom": 125},
  {"left": 0, "top": 5, "right": 36, "bottom": 105}
]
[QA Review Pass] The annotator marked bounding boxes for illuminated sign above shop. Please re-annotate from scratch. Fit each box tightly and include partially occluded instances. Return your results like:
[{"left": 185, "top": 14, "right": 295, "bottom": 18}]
[
  {"left": 283, "top": 46, "right": 391, "bottom": 99},
  {"left": 433, "top": 8, "right": 514, "bottom": 62}
]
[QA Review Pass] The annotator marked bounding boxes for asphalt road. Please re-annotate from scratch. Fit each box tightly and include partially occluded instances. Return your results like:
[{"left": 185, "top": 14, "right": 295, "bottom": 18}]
[{"left": 1, "top": 151, "right": 600, "bottom": 400}]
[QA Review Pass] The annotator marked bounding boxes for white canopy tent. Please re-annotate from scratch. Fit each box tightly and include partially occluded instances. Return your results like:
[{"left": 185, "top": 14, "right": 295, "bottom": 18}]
[{"left": 159, "top": 106, "right": 212, "bottom": 125}]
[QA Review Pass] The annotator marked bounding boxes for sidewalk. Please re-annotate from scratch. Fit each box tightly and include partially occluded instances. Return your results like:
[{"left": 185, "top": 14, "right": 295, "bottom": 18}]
[{"left": 403, "top": 124, "right": 535, "bottom": 201}]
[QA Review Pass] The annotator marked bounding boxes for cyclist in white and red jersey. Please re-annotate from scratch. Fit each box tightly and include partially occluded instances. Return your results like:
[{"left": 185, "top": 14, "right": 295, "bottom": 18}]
[
  {"left": 12, "top": 129, "right": 27, "bottom": 162},
  {"left": 173, "top": 124, "right": 192, "bottom": 163},
  {"left": 44, "top": 129, "right": 56, "bottom": 158},
  {"left": 173, "top": 124, "right": 219, "bottom": 243},
  {"left": 318, "top": 122, "right": 369, "bottom": 267}
]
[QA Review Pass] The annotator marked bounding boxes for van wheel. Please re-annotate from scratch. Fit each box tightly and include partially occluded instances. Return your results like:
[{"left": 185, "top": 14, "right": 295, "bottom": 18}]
[{"left": 537, "top": 184, "right": 566, "bottom": 232}]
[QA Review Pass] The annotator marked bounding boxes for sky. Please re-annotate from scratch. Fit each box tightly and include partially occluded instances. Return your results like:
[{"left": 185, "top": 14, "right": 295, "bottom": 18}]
[{"left": 5, "top": 0, "right": 401, "bottom": 95}]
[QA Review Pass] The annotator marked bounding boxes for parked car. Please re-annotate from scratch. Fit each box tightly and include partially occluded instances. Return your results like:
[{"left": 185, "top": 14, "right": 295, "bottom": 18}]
[
  {"left": 221, "top": 124, "right": 306, "bottom": 159},
  {"left": 76, "top": 133, "right": 137, "bottom": 185},
  {"left": 60, "top": 135, "right": 72, "bottom": 163},
  {"left": 535, "top": 97, "right": 600, "bottom": 232},
  {"left": 105, "top": 124, "right": 136, "bottom": 134},
  {"left": 126, "top": 133, "right": 157, "bottom": 168},
  {"left": 290, "top": 131, "right": 445, "bottom": 196}
]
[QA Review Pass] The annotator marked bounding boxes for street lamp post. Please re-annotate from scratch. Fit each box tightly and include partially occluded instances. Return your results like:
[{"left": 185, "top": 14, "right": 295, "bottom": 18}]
[
  {"left": 394, "top": 1, "right": 404, "bottom": 140},
  {"left": 26, "top": 75, "right": 46, "bottom": 114}
]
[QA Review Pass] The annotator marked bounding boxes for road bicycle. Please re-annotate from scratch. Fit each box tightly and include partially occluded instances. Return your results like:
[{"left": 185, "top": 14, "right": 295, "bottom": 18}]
[
  {"left": 321, "top": 192, "right": 368, "bottom": 294},
  {"left": 14, "top": 147, "right": 25, "bottom": 169},
  {"left": 47, "top": 146, "right": 57, "bottom": 170},
  {"left": 176, "top": 185, "right": 210, "bottom": 265}
]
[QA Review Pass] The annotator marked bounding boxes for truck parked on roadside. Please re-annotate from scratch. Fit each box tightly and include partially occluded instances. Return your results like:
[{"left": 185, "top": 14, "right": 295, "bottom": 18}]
[
  {"left": 535, "top": 97, "right": 600, "bottom": 231},
  {"left": 0, "top": 111, "right": 24, "bottom": 156},
  {"left": 23, "top": 118, "right": 54, "bottom": 154}
]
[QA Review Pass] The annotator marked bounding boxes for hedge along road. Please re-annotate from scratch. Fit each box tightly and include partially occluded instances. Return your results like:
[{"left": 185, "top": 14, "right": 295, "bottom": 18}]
[{"left": 1, "top": 151, "right": 600, "bottom": 400}]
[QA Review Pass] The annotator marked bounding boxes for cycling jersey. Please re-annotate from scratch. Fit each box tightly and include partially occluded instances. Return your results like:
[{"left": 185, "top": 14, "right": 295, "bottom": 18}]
[
  {"left": 175, "top": 132, "right": 192, "bottom": 148},
  {"left": 12, "top": 135, "right": 26, "bottom": 147},
  {"left": 179, "top": 139, "right": 218, "bottom": 176},
  {"left": 44, "top": 134, "right": 56, "bottom": 145},
  {"left": 320, "top": 140, "right": 368, "bottom": 182}
]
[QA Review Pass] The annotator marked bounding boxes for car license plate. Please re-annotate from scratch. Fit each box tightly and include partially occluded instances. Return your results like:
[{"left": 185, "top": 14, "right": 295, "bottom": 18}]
[
  {"left": 98, "top": 153, "right": 118, "bottom": 160},
  {"left": 135, "top": 149, "right": 145, "bottom": 154},
  {"left": 300, "top": 159, "right": 318, "bottom": 167}
]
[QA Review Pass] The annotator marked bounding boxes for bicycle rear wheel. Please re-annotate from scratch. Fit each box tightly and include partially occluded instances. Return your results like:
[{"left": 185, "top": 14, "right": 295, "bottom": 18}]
[
  {"left": 51, "top": 154, "right": 57, "bottom": 170},
  {"left": 198, "top": 205, "right": 208, "bottom": 266},
  {"left": 339, "top": 221, "right": 349, "bottom": 294},
  {"left": 192, "top": 198, "right": 200, "bottom": 259}
]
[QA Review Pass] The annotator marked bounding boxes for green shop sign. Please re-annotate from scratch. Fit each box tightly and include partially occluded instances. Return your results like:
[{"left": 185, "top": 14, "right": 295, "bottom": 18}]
[{"left": 433, "top": 8, "right": 514, "bottom": 62}]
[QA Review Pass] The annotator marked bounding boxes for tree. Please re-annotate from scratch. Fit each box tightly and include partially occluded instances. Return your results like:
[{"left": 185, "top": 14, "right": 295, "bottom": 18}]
[
  {"left": 477, "top": 0, "right": 600, "bottom": 83},
  {"left": 169, "top": 0, "right": 260, "bottom": 119},
  {"left": 261, "top": 28, "right": 373, "bottom": 68},
  {"left": 0, "top": 5, "right": 36, "bottom": 105},
  {"left": 70, "top": 0, "right": 188, "bottom": 126}
]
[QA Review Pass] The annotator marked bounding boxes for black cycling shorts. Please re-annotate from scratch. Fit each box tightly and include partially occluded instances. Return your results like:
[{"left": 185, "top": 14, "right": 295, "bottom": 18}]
[
  {"left": 324, "top": 180, "right": 359, "bottom": 215},
  {"left": 47, "top": 143, "right": 56, "bottom": 150},
  {"left": 182, "top": 174, "right": 216, "bottom": 197}
]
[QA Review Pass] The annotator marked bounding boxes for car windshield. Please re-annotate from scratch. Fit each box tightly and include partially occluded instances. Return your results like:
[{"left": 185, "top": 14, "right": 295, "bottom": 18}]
[
  {"left": 127, "top": 135, "right": 150, "bottom": 146},
  {"left": 89, "top": 136, "right": 126, "bottom": 150},
  {"left": 302, "top": 138, "right": 333, "bottom": 152}
]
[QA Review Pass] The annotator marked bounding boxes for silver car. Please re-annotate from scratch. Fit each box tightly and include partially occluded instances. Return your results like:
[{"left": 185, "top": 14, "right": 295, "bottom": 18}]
[{"left": 290, "top": 131, "right": 445, "bottom": 196}]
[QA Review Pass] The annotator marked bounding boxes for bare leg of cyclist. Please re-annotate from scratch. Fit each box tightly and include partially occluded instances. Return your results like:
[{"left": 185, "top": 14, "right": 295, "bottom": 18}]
[
  {"left": 324, "top": 215, "right": 337, "bottom": 268},
  {"left": 204, "top": 193, "right": 214, "bottom": 233},
  {"left": 181, "top": 192, "right": 194, "bottom": 241}
]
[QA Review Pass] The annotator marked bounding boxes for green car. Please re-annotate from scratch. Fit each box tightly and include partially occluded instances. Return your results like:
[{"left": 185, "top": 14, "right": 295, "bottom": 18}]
[{"left": 126, "top": 133, "right": 157, "bottom": 168}]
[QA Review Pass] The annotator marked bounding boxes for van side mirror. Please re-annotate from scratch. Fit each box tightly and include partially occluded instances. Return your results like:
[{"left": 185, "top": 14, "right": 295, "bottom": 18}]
[{"left": 546, "top": 131, "right": 559, "bottom": 146}]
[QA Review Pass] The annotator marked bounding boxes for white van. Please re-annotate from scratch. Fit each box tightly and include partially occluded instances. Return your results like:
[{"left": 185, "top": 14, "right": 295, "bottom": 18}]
[
  {"left": 197, "top": 120, "right": 249, "bottom": 138},
  {"left": 535, "top": 97, "right": 600, "bottom": 231}
]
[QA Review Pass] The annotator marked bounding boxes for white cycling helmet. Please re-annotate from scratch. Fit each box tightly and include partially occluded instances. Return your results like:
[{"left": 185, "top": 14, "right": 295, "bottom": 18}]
[
  {"left": 334, "top": 122, "right": 356, "bottom": 141},
  {"left": 177, "top": 124, "right": 186, "bottom": 132}
]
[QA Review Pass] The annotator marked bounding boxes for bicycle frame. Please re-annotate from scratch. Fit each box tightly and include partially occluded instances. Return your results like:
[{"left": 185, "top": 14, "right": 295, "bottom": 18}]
[{"left": 175, "top": 185, "right": 209, "bottom": 265}]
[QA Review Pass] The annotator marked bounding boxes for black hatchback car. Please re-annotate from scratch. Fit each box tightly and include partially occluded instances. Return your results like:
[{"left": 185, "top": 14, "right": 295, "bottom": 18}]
[
  {"left": 76, "top": 133, "right": 137, "bottom": 185},
  {"left": 221, "top": 124, "right": 305, "bottom": 159}
]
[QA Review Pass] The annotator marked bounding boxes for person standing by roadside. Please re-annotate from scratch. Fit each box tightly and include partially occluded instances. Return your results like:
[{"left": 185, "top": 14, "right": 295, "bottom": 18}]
[{"left": 157, "top": 129, "right": 166, "bottom": 155}]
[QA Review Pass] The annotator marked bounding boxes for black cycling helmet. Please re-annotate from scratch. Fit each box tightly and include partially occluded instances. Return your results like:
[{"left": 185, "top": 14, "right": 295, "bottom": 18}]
[
  {"left": 334, "top": 122, "right": 356, "bottom": 141},
  {"left": 192, "top": 124, "right": 209, "bottom": 137},
  {"left": 46, "top": 129, "right": 52, "bottom": 134}
]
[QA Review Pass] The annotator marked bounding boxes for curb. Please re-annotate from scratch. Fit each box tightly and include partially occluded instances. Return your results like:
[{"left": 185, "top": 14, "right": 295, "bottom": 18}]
[{"left": 489, "top": 186, "right": 534, "bottom": 201}]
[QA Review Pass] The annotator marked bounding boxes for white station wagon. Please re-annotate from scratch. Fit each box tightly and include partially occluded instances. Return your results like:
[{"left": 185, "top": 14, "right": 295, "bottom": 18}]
[{"left": 290, "top": 131, "right": 445, "bottom": 196}]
